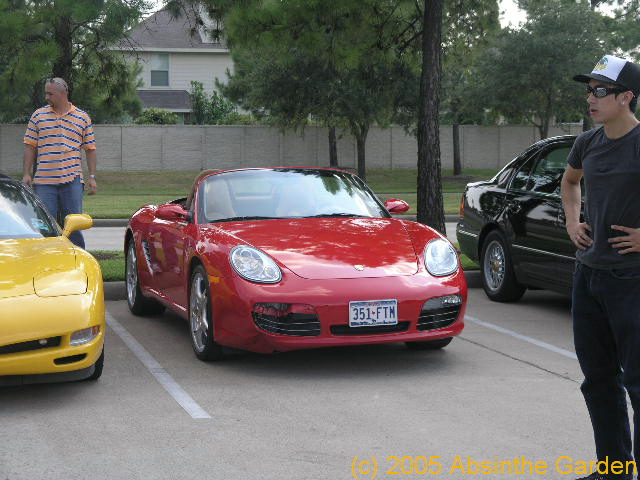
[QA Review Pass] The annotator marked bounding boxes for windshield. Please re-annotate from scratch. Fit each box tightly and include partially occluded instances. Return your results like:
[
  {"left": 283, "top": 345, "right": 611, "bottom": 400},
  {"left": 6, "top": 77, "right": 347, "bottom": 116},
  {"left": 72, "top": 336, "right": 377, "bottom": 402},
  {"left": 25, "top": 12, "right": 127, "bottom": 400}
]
[
  {"left": 198, "top": 169, "right": 389, "bottom": 223},
  {"left": 0, "top": 181, "right": 59, "bottom": 239}
]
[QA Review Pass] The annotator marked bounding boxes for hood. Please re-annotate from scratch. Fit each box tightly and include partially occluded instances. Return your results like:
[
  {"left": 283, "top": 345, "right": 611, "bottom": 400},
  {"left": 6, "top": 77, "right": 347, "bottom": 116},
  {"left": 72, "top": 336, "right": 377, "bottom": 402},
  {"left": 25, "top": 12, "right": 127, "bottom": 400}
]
[
  {"left": 213, "top": 218, "right": 420, "bottom": 279},
  {"left": 0, "top": 237, "right": 77, "bottom": 299}
]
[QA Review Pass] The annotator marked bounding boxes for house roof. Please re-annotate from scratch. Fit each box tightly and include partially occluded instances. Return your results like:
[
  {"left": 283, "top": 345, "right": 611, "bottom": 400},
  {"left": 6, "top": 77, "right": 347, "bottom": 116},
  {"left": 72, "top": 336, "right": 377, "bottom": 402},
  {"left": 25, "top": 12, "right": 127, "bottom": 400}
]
[
  {"left": 116, "top": 8, "right": 227, "bottom": 51},
  {"left": 138, "top": 90, "right": 192, "bottom": 111}
]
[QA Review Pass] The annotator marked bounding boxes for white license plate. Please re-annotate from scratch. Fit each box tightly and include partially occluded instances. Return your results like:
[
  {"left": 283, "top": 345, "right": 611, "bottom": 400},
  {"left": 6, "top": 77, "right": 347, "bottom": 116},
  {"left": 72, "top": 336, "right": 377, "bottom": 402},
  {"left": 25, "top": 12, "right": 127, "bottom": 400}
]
[{"left": 349, "top": 299, "right": 398, "bottom": 327}]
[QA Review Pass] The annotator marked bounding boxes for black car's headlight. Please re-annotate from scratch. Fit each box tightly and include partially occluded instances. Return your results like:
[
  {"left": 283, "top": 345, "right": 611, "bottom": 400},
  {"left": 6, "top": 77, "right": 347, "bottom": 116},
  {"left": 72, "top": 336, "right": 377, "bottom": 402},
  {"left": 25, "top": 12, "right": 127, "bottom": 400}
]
[
  {"left": 230, "top": 246, "right": 282, "bottom": 283},
  {"left": 424, "top": 239, "right": 459, "bottom": 277}
]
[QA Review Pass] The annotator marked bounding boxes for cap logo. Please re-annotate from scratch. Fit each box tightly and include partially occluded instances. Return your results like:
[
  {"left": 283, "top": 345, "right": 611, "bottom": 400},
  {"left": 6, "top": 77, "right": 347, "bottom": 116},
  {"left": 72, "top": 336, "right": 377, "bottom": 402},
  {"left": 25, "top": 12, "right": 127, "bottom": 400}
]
[{"left": 593, "top": 57, "right": 608, "bottom": 72}]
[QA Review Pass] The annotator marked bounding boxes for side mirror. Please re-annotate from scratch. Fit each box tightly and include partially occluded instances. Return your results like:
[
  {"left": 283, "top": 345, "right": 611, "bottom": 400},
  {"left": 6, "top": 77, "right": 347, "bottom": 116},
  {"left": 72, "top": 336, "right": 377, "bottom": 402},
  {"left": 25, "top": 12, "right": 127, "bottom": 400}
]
[
  {"left": 384, "top": 198, "right": 410, "bottom": 214},
  {"left": 156, "top": 204, "right": 188, "bottom": 221},
  {"left": 62, "top": 214, "right": 93, "bottom": 237}
]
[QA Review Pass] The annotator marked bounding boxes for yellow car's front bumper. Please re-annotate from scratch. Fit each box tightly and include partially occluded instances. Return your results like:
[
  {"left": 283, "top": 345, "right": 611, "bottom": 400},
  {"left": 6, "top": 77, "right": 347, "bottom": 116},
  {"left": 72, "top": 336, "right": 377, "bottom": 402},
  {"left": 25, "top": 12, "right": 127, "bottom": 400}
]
[{"left": 0, "top": 292, "right": 105, "bottom": 377}]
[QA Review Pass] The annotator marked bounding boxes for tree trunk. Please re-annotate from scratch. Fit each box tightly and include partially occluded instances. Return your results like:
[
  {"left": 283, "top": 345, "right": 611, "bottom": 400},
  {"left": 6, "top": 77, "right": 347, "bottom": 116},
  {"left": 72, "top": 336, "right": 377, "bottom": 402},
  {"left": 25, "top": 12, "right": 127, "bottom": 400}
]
[
  {"left": 52, "top": 15, "right": 74, "bottom": 88},
  {"left": 328, "top": 125, "right": 338, "bottom": 167},
  {"left": 355, "top": 125, "right": 368, "bottom": 181},
  {"left": 453, "top": 124, "right": 461, "bottom": 176},
  {"left": 416, "top": 0, "right": 445, "bottom": 235}
]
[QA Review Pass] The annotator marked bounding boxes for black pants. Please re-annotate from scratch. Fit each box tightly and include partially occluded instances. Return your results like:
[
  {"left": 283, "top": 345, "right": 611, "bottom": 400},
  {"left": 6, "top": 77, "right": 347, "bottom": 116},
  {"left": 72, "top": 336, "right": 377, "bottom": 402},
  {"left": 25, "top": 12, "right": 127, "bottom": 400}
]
[{"left": 573, "top": 263, "right": 640, "bottom": 479}]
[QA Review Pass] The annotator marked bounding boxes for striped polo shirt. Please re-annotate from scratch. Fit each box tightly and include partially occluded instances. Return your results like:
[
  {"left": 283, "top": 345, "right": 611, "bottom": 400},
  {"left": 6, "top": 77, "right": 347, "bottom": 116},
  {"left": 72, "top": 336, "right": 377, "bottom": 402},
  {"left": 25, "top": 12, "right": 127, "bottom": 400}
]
[{"left": 23, "top": 104, "right": 96, "bottom": 185}]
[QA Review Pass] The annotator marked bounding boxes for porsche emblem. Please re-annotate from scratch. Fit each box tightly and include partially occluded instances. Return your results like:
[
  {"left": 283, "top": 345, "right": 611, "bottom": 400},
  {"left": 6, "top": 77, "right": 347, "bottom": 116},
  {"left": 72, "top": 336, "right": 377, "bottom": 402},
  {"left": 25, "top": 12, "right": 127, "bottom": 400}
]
[{"left": 354, "top": 265, "right": 365, "bottom": 271}]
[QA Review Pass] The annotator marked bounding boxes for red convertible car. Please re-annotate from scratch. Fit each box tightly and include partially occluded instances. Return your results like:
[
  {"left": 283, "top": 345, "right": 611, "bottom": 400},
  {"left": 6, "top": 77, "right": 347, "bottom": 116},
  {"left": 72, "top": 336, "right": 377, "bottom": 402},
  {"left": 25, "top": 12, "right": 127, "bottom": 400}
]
[{"left": 125, "top": 168, "right": 466, "bottom": 360}]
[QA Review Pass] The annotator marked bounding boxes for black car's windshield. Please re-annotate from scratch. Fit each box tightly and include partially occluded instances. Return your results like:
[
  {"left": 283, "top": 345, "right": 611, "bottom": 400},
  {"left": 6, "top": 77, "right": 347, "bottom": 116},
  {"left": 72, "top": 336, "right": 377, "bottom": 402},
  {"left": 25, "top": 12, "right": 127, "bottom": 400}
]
[
  {"left": 198, "top": 169, "right": 389, "bottom": 223},
  {"left": 0, "top": 181, "right": 59, "bottom": 239}
]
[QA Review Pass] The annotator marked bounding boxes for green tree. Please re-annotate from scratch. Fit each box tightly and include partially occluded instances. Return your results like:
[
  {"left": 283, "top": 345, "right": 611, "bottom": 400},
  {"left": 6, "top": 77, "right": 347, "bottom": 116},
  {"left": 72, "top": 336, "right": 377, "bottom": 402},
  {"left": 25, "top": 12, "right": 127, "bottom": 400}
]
[
  {"left": 476, "top": 1, "right": 610, "bottom": 139},
  {"left": 0, "top": 0, "right": 147, "bottom": 122},
  {"left": 212, "top": 0, "right": 421, "bottom": 180}
]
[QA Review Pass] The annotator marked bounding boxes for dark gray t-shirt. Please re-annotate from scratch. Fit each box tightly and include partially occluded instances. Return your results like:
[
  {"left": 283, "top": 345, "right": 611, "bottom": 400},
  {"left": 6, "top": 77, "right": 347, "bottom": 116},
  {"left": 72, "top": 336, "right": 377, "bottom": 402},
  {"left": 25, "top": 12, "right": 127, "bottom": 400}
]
[{"left": 567, "top": 124, "right": 640, "bottom": 269}]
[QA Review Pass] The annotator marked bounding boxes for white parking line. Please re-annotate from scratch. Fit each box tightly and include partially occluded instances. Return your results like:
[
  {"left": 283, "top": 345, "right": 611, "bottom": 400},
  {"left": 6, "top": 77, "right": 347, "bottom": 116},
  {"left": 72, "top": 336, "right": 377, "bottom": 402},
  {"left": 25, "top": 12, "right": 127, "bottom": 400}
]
[
  {"left": 106, "top": 312, "right": 211, "bottom": 419},
  {"left": 465, "top": 315, "right": 578, "bottom": 360}
]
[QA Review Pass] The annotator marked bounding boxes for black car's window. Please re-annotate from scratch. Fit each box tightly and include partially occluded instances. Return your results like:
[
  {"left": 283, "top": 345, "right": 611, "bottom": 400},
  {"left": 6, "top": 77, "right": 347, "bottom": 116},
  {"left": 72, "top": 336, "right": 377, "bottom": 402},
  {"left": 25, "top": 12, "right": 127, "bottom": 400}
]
[
  {"left": 509, "top": 159, "right": 534, "bottom": 191},
  {"left": 0, "top": 181, "right": 59, "bottom": 239},
  {"left": 528, "top": 146, "right": 571, "bottom": 195}
]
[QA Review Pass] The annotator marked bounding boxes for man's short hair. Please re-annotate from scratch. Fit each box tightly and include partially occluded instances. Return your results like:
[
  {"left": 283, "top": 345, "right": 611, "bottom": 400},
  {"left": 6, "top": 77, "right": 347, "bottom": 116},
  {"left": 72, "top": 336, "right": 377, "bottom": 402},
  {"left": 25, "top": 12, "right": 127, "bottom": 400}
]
[{"left": 47, "top": 77, "right": 68, "bottom": 93}]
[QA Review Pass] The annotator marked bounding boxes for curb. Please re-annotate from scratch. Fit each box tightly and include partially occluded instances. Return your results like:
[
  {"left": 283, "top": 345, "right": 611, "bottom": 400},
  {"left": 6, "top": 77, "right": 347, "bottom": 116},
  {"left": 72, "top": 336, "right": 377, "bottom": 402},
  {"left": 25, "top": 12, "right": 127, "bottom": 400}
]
[
  {"left": 104, "top": 282, "right": 127, "bottom": 301},
  {"left": 104, "top": 269, "right": 479, "bottom": 303}
]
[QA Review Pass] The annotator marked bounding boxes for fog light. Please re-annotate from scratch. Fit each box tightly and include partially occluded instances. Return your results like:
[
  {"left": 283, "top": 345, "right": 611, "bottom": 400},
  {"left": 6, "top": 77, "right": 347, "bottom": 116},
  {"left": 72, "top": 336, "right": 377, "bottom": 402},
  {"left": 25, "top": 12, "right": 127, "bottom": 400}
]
[
  {"left": 441, "top": 294, "right": 462, "bottom": 306},
  {"left": 70, "top": 326, "right": 100, "bottom": 346},
  {"left": 422, "top": 294, "right": 462, "bottom": 310}
]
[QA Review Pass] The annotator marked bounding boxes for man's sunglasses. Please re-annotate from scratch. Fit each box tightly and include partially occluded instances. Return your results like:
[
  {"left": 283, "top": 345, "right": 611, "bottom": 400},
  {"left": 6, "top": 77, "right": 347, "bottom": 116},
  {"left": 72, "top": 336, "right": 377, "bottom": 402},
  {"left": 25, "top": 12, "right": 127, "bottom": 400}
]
[{"left": 586, "top": 85, "right": 627, "bottom": 98}]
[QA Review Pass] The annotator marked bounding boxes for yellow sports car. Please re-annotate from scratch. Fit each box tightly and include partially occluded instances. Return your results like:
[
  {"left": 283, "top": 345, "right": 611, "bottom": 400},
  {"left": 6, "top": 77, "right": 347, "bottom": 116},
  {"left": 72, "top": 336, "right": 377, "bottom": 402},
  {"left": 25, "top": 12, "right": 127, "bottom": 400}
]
[{"left": 0, "top": 174, "right": 105, "bottom": 385}]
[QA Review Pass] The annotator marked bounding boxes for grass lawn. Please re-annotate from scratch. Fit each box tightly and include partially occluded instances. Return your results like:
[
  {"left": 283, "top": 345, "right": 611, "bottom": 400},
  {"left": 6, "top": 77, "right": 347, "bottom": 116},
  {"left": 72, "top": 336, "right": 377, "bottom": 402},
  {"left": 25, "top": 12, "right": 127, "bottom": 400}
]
[
  {"left": 10, "top": 168, "right": 497, "bottom": 218},
  {"left": 90, "top": 247, "right": 478, "bottom": 283},
  {"left": 91, "top": 250, "right": 125, "bottom": 282}
]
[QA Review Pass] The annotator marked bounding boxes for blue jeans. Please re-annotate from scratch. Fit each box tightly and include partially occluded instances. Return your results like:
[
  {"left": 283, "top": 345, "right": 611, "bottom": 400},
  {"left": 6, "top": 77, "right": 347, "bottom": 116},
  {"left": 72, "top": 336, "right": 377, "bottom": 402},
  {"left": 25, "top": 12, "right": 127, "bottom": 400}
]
[
  {"left": 573, "top": 263, "right": 640, "bottom": 479},
  {"left": 34, "top": 176, "right": 85, "bottom": 249}
]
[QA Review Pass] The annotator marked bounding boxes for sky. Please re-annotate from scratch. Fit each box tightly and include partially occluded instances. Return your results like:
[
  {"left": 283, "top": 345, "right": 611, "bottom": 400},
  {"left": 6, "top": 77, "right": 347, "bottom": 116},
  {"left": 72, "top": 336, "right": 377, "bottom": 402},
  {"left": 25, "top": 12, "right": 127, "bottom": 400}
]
[{"left": 499, "top": 0, "right": 527, "bottom": 27}]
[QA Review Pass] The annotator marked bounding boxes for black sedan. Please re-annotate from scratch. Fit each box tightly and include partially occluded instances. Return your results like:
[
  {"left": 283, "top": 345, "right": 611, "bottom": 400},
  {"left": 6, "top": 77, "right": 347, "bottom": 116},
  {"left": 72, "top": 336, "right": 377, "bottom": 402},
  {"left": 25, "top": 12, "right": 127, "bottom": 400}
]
[{"left": 456, "top": 135, "right": 578, "bottom": 302}]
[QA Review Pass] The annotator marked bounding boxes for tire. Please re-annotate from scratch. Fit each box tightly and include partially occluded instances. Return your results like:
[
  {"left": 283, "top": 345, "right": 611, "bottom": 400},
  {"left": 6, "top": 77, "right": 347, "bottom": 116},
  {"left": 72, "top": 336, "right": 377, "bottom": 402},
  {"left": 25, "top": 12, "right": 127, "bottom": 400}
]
[
  {"left": 480, "top": 230, "right": 526, "bottom": 302},
  {"left": 405, "top": 337, "right": 453, "bottom": 350},
  {"left": 86, "top": 348, "right": 104, "bottom": 381},
  {"left": 126, "top": 240, "right": 165, "bottom": 315},
  {"left": 189, "top": 265, "right": 224, "bottom": 361}
]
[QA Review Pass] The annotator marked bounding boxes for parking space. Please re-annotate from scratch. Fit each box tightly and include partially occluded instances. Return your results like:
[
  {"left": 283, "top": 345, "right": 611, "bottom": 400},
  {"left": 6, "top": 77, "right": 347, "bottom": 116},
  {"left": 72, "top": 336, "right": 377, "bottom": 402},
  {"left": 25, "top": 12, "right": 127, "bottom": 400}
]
[{"left": 1, "top": 277, "right": 595, "bottom": 480}]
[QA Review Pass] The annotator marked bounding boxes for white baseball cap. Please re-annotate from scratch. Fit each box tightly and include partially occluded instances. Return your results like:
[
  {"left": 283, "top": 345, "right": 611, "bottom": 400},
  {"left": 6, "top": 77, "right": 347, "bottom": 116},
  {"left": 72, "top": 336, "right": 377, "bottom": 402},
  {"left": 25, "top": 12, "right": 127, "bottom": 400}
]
[{"left": 574, "top": 55, "right": 640, "bottom": 96}]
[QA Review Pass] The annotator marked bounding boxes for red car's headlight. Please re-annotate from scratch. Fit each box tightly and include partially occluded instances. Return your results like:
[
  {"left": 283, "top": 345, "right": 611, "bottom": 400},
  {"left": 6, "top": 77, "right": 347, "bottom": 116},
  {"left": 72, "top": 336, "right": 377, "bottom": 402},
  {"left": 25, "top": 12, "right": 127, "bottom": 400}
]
[
  {"left": 230, "top": 246, "right": 282, "bottom": 283},
  {"left": 424, "top": 239, "right": 459, "bottom": 277}
]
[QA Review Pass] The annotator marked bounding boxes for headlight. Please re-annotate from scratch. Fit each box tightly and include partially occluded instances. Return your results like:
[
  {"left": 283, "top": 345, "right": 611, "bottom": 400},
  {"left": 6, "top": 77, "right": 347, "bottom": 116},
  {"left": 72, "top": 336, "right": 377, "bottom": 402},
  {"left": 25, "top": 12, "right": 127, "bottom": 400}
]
[
  {"left": 230, "top": 246, "right": 282, "bottom": 283},
  {"left": 424, "top": 239, "right": 459, "bottom": 276},
  {"left": 70, "top": 326, "right": 101, "bottom": 346}
]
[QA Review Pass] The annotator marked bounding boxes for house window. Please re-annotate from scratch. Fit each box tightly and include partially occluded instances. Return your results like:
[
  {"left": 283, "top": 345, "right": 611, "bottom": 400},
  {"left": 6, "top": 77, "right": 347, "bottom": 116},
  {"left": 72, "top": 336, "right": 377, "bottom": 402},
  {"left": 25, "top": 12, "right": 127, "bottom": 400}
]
[{"left": 150, "top": 54, "right": 169, "bottom": 87}]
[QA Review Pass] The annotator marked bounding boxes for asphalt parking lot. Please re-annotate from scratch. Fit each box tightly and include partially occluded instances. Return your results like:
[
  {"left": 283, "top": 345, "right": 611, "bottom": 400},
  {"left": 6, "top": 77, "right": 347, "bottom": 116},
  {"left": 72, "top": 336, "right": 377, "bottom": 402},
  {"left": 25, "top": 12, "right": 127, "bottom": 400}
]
[{"left": 1, "top": 273, "right": 599, "bottom": 480}]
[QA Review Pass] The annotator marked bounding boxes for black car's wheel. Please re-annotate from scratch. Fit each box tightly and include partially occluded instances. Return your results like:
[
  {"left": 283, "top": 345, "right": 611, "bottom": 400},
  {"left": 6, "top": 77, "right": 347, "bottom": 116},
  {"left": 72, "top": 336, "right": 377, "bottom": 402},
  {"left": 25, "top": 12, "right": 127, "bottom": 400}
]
[
  {"left": 126, "top": 241, "right": 165, "bottom": 315},
  {"left": 405, "top": 337, "right": 453, "bottom": 350},
  {"left": 480, "top": 230, "right": 526, "bottom": 302},
  {"left": 86, "top": 348, "right": 104, "bottom": 381},
  {"left": 189, "top": 265, "right": 224, "bottom": 361}
]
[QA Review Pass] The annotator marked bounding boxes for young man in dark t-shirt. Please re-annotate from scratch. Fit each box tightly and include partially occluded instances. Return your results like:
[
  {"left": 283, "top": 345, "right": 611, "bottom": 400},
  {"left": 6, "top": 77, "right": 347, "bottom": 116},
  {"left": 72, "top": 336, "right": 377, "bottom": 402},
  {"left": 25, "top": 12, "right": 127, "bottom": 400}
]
[{"left": 561, "top": 54, "right": 640, "bottom": 480}]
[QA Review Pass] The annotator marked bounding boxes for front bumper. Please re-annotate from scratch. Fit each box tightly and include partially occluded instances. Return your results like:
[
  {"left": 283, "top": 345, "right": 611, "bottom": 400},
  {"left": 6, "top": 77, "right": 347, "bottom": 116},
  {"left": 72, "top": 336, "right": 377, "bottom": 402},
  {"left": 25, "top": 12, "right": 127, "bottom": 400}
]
[
  {"left": 0, "top": 293, "right": 105, "bottom": 377},
  {"left": 211, "top": 269, "right": 467, "bottom": 354}
]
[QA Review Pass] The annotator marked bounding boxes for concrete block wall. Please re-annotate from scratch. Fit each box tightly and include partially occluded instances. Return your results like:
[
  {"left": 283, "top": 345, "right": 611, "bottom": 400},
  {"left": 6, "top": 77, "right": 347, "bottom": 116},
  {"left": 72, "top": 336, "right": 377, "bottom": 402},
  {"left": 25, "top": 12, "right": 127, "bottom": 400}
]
[{"left": 0, "top": 123, "right": 585, "bottom": 173}]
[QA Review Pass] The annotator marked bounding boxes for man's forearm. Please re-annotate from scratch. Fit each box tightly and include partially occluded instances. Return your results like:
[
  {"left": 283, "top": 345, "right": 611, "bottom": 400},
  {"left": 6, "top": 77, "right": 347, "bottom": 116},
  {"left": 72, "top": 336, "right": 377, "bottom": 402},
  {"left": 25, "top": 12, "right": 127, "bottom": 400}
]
[
  {"left": 561, "top": 181, "right": 582, "bottom": 226},
  {"left": 23, "top": 146, "right": 36, "bottom": 177},
  {"left": 86, "top": 149, "right": 97, "bottom": 175}
]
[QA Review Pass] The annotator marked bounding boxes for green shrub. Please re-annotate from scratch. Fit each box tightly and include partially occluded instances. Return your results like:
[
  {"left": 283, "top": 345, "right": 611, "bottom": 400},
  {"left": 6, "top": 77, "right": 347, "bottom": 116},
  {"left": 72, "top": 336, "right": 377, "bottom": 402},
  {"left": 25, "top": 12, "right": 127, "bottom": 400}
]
[{"left": 134, "top": 108, "right": 178, "bottom": 125}]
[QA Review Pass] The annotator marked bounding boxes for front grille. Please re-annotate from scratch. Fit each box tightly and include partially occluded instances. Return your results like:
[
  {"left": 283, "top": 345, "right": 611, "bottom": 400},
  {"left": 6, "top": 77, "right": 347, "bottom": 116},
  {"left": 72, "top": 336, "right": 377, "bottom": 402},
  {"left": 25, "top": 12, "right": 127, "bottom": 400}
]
[
  {"left": 0, "top": 337, "right": 61, "bottom": 355},
  {"left": 253, "top": 312, "right": 321, "bottom": 337},
  {"left": 331, "top": 321, "right": 410, "bottom": 336},
  {"left": 417, "top": 300, "right": 461, "bottom": 331}
]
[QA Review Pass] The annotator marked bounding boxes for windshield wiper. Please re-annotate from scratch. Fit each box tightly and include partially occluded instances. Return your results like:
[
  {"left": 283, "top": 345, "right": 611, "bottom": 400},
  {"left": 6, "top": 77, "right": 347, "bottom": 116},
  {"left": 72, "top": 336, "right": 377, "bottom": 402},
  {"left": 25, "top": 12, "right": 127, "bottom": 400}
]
[{"left": 214, "top": 216, "right": 279, "bottom": 222}]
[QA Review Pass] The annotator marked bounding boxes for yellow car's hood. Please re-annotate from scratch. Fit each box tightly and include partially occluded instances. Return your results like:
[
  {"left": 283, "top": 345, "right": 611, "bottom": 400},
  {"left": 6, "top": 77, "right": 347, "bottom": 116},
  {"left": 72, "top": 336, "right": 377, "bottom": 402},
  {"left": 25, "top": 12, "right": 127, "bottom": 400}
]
[{"left": 0, "top": 237, "right": 77, "bottom": 299}]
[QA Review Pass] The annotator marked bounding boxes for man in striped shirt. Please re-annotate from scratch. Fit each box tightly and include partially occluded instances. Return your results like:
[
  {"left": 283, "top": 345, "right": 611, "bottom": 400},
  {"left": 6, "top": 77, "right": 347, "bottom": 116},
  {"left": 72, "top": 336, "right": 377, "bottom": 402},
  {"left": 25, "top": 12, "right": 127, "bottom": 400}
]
[{"left": 22, "top": 77, "right": 97, "bottom": 248}]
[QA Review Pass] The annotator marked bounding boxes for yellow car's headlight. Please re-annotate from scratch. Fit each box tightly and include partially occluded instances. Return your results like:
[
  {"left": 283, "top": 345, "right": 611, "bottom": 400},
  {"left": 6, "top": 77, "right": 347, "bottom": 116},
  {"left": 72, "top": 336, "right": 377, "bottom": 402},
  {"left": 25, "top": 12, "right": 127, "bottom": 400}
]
[
  {"left": 33, "top": 269, "right": 87, "bottom": 297},
  {"left": 70, "top": 326, "right": 101, "bottom": 345}
]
